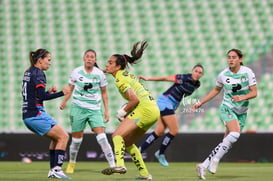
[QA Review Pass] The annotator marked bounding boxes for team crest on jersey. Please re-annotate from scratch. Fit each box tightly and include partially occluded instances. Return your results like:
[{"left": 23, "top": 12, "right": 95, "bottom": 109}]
[{"left": 240, "top": 76, "right": 248, "bottom": 82}]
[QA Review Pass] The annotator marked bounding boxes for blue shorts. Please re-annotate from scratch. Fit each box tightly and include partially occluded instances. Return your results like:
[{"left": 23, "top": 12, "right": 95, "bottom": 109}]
[
  {"left": 23, "top": 106, "right": 57, "bottom": 136},
  {"left": 157, "top": 94, "right": 179, "bottom": 116}
]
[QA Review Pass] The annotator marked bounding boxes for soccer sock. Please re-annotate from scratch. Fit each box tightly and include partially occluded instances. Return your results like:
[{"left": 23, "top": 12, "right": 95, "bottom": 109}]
[
  {"left": 159, "top": 132, "right": 175, "bottom": 155},
  {"left": 54, "top": 150, "right": 65, "bottom": 168},
  {"left": 96, "top": 133, "right": 116, "bottom": 167},
  {"left": 139, "top": 132, "right": 159, "bottom": 153},
  {"left": 202, "top": 143, "right": 222, "bottom": 168},
  {"left": 69, "top": 137, "right": 83, "bottom": 163},
  {"left": 49, "top": 150, "right": 55, "bottom": 169},
  {"left": 213, "top": 132, "right": 240, "bottom": 162},
  {"left": 113, "top": 135, "right": 125, "bottom": 167},
  {"left": 126, "top": 144, "right": 149, "bottom": 177}
]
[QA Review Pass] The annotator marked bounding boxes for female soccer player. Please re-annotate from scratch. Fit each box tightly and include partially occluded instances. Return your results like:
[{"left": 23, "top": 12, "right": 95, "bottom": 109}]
[
  {"left": 22, "top": 49, "right": 71, "bottom": 179},
  {"left": 194, "top": 49, "right": 257, "bottom": 180},
  {"left": 60, "top": 49, "right": 115, "bottom": 173},
  {"left": 138, "top": 64, "right": 204, "bottom": 167},
  {"left": 101, "top": 41, "right": 160, "bottom": 180}
]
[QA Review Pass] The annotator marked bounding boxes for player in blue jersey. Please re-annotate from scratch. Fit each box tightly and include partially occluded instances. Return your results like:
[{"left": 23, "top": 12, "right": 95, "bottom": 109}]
[
  {"left": 138, "top": 64, "right": 204, "bottom": 167},
  {"left": 22, "top": 48, "right": 71, "bottom": 179},
  {"left": 60, "top": 49, "right": 115, "bottom": 173},
  {"left": 194, "top": 49, "right": 257, "bottom": 180}
]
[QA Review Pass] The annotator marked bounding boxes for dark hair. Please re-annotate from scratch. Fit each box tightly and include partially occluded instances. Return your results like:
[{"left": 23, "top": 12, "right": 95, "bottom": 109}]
[
  {"left": 113, "top": 41, "right": 148, "bottom": 69},
  {"left": 227, "top": 48, "right": 244, "bottom": 65},
  {"left": 84, "top": 49, "right": 99, "bottom": 68},
  {"left": 29, "top": 49, "right": 49, "bottom": 67},
  {"left": 192, "top": 63, "right": 204, "bottom": 73}
]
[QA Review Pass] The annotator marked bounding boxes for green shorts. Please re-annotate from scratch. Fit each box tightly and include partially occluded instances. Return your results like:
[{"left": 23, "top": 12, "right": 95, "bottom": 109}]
[
  {"left": 70, "top": 103, "right": 105, "bottom": 133},
  {"left": 219, "top": 104, "right": 247, "bottom": 131},
  {"left": 127, "top": 101, "right": 160, "bottom": 131}
]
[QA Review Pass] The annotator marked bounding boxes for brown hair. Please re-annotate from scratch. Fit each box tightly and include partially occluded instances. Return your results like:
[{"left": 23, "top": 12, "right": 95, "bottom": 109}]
[
  {"left": 113, "top": 41, "right": 148, "bottom": 69},
  {"left": 84, "top": 49, "right": 99, "bottom": 68},
  {"left": 29, "top": 49, "right": 49, "bottom": 67},
  {"left": 227, "top": 48, "right": 244, "bottom": 65},
  {"left": 192, "top": 63, "right": 204, "bottom": 73}
]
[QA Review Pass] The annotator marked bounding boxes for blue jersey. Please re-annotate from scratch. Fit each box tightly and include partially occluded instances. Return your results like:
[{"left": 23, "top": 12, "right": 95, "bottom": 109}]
[
  {"left": 22, "top": 67, "right": 63, "bottom": 119},
  {"left": 163, "top": 74, "right": 200, "bottom": 102}
]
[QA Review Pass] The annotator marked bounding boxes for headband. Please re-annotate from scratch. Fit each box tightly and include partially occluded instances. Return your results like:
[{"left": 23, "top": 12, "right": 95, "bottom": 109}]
[
  {"left": 122, "top": 54, "right": 127, "bottom": 68},
  {"left": 34, "top": 49, "right": 47, "bottom": 61}
]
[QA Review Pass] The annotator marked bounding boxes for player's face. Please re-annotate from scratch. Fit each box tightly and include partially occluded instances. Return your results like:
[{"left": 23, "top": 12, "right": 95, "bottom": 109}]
[
  {"left": 191, "top": 67, "right": 203, "bottom": 81},
  {"left": 228, "top": 51, "right": 242, "bottom": 69},
  {"left": 40, "top": 54, "right": 51, "bottom": 71},
  {"left": 84, "top": 51, "right": 96, "bottom": 68},
  {"left": 105, "top": 56, "right": 121, "bottom": 76}
]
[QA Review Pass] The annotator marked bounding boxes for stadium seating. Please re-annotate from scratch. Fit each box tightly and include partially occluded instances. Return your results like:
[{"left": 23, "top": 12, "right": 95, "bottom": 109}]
[{"left": 0, "top": 0, "right": 273, "bottom": 132}]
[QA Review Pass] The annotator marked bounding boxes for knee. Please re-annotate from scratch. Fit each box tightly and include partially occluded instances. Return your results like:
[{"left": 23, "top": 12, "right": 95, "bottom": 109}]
[{"left": 155, "top": 129, "right": 164, "bottom": 137}]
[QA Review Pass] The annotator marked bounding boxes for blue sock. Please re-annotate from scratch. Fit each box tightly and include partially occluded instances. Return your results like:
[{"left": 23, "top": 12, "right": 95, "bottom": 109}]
[
  {"left": 159, "top": 132, "right": 175, "bottom": 155},
  {"left": 49, "top": 150, "right": 55, "bottom": 169},
  {"left": 139, "top": 132, "right": 158, "bottom": 153}
]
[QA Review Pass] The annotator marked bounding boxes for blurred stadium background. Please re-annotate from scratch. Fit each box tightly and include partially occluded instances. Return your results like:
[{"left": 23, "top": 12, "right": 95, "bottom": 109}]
[{"left": 0, "top": 0, "right": 273, "bottom": 134}]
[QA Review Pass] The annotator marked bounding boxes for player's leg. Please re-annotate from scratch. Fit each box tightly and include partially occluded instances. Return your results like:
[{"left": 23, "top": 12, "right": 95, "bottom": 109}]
[
  {"left": 139, "top": 116, "right": 165, "bottom": 153},
  {"left": 155, "top": 114, "right": 178, "bottom": 167},
  {"left": 93, "top": 127, "right": 116, "bottom": 168}
]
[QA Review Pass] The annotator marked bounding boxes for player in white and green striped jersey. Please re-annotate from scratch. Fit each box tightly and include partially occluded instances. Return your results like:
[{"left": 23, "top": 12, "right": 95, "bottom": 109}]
[
  {"left": 194, "top": 49, "right": 257, "bottom": 180},
  {"left": 60, "top": 49, "right": 115, "bottom": 174}
]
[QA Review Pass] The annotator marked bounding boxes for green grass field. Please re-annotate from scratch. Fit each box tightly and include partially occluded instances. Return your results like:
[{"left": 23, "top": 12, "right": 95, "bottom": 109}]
[{"left": 0, "top": 161, "right": 272, "bottom": 181}]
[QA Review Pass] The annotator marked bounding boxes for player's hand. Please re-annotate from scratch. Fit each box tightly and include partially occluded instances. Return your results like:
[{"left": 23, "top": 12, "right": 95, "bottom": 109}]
[
  {"left": 48, "top": 85, "right": 57, "bottom": 94},
  {"left": 116, "top": 108, "right": 127, "bottom": 122},
  {"left": 62, "top": 85, "right": 71, "bottom": 95},
  {"left": 231, "top": 95, "right": 243, "bottom": 102},
  {"left": 193, "top": 102, "right": 202, "bottom": 111},
  {"left": 60, "top": 102, "right": 66, "bottom": 110},
  {"left": 104, "top": 111, "right": 110, "bottom": 123},
  {"left": 138, "top": 75, "right": 148, "bottom": 81}
]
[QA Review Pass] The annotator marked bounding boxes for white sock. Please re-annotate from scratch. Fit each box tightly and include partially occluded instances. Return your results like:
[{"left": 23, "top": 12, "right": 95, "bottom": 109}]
[
  {"left": 213, "top": 132, "right": 240, "bottom": 162},
  {"left": 96, "top": 133, "right": 116, "bottom": 167},
  {"left": 202, "top": 143, "right": 222, "bottom": 168},
  {"left": 69, "top": 137, "right": 83, "bottom": 163}
]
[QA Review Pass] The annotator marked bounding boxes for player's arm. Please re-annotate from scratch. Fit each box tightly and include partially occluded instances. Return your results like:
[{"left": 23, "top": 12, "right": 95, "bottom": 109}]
[
  {"left": 116, "top": 88, "right": 139, "bottom": 121},
  {"left": 138, "top": 75, "right": 176, "bottom": 82},
  {"left": 36, "top": 85, "right": 64, "bottom": 101},
  {"left": 60, "top": 84, "right": 74, "bottom": 110},
  {"left": 193, "top": 86, "right": 222, "bottom": 110},
  {"left": 101, "top": 86, "right": 109, "bottom": 122},
  {"left": 232, "top": 85, "right": 257, "bottom": 102}
]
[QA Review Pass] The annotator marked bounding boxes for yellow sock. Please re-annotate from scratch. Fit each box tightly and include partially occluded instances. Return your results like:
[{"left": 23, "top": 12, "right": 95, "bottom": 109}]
[
  {"left": 126, "top": 144, "right": 149, "bottom": 176},
  {"left": 113, "top": 135, "right": 125, "bottom": 167}
]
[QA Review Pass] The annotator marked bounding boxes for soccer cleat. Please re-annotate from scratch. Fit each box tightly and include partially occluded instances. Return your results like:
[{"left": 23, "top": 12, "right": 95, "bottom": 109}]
[
  {"left": 196, "top": 163, "right": 206, "bottom": 180},
  {"left": 101, "top": 166, "right": 127, "bottom": 175},
  {"left": 135, "top": 173, "right": 153, "bottom": 180},
  {"left": 208, "top": 159, "right": 219, "bottom": 174},
  {"left": 66, "top": 162, "right": 75, "bottom": 174},
  {"left": 48, "top": 166, "right": 71, "bottom": 179},
  {"left": 154, "top": 150, "right": 169, "bottom": 167}
]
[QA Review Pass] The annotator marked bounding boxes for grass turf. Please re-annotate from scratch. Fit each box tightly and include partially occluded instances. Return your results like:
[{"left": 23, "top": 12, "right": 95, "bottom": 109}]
[{"left": 0, "top": 161, "right": 272, "bottom": 181}]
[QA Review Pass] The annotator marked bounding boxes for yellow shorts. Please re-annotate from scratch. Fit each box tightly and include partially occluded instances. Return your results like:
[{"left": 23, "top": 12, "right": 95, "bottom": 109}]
[{"left": 127, "top": 101, "right": 160, "bottom": 131}]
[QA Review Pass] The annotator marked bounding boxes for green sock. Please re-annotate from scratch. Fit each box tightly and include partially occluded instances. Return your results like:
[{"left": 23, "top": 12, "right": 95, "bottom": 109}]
[
  {"left": 113, "top": 135, "right": 125, "bottom": 167},
  {"left": 126, "top": 144, "right": 149, "bottom": 176}
]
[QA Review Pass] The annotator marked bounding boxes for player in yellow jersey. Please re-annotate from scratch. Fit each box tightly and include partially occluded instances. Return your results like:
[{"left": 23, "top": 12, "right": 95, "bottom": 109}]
[{"left": 101, "top": 41, "right": 160, "bottom": 180}]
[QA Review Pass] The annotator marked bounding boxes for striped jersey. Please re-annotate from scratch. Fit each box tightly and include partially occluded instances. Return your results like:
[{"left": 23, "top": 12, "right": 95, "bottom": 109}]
[
  {"left": 163, "top": 74, "right": 201, "bottom": 102},
  {"left": 69, "top": 66, "right": 107, "bottom": 109},
  {"left": 115, "top": 70, "right": 155, "bottom": 102},
  {"left": 216, "top": 66, "right": 256, "bottom": 114}
]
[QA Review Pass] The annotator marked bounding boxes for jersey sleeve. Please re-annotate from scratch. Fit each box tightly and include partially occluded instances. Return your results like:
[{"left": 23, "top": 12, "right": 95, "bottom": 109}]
[
  {"left": 216, "top": 72, "right": 223, "bottom": 88},
  {"left": 248, "top": 69, "right": 257, "bottom": 86},
  {"left": 175, "top": 74, "right": 184, "bottom": 84},
  {"left": 69, "top": 69, "right": 77, "bottom": 85},
  {"left": 100, "top": 72, "right": 108, "bottom": 87}
]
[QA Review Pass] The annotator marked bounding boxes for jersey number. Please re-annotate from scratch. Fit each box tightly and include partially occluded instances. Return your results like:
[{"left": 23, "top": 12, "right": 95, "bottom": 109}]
[{"left": 22, "top": 82, "right": 27, "bottom": 100}]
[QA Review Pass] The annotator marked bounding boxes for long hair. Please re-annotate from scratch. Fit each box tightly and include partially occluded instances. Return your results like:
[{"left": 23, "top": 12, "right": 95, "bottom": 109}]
[
  {"left": 114, "top": 41, "right": 148, "bottom": 69},
  {"left": 227, "top": 48, "right": 244, "bottom": 65},
  {"left": 29, "top": 49, "right": 49, "bottom": 68},
  {"left": 84, "top": 49, "right": 99, "bottom": 68}
]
